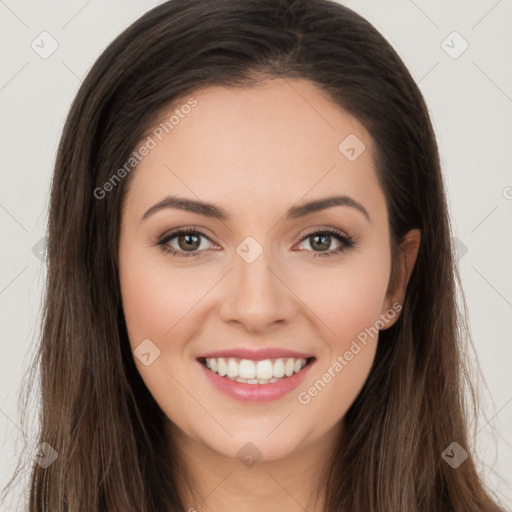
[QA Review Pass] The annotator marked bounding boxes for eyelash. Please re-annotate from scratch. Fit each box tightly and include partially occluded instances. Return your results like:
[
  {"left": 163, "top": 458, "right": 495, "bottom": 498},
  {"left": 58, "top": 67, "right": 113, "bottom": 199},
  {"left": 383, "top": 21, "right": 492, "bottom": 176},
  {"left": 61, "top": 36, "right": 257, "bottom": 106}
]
[{"left": 155, "top": 226, "right": 356, "bottom": 259}]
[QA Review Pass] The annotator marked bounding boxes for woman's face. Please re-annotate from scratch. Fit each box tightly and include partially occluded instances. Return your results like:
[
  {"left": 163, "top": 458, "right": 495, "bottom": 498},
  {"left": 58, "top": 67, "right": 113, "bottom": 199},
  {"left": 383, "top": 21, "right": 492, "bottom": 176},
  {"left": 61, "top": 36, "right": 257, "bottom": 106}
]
[{"left": 119, "top": 78, "right": 408, "bottom": 462}]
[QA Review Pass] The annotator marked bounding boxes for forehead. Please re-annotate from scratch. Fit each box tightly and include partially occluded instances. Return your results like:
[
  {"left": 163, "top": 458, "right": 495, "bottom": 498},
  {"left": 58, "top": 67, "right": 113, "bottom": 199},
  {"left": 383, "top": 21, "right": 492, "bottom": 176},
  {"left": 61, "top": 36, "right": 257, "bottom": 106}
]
[{"left": 124, "top": 78, "right": 386, "bottom": 223}]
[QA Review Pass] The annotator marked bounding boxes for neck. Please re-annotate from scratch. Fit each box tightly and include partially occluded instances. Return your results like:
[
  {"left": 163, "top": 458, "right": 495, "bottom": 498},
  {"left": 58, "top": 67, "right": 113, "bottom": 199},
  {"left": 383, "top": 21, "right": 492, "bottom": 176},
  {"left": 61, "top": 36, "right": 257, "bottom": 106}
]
[{"left": 167, "top": 420, "right": 343, "bottom": 512}]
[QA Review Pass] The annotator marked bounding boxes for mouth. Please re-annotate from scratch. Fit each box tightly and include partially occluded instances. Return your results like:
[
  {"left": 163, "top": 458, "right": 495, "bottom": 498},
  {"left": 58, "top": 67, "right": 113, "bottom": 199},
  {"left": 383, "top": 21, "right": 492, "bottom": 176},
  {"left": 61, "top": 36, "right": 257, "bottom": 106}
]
[
  {"left": 196, "top": 354, "right": 316, "bottom": 403},
  {"left": 197, "top": 356, "right": 316, "bottom": 384}
]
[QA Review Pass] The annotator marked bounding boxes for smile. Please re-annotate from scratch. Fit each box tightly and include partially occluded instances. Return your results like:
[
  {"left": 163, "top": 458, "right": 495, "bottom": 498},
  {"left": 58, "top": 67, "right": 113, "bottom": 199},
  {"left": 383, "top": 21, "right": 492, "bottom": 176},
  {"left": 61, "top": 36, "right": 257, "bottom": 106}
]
[
  {"left": 197, "top": 355, "right": 316, "bottom": 403},
  {"left": 200, "top": 357, "right": 313, "bottom": 384}
]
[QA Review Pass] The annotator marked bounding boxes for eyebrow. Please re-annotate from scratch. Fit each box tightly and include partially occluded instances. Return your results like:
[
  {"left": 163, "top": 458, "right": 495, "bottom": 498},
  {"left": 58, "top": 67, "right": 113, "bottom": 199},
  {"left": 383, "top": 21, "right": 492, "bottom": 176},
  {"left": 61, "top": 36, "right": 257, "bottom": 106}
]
[{"left": 141, "top": 194, "right": 370, "bottom": 223}]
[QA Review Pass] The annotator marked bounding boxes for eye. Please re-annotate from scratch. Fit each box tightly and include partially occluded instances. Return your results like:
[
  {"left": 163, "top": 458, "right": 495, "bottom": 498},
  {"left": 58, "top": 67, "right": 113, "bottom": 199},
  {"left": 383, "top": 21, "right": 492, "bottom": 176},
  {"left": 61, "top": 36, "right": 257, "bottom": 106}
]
[
  {"left": 295, "top": 228, "right": 355, "bottom": 258},
  {"left": 156, "top": 226, "right": 216, "bottom": 258},
  {"left": 155, "top": 226, "right": 356, "bottom": 259}
]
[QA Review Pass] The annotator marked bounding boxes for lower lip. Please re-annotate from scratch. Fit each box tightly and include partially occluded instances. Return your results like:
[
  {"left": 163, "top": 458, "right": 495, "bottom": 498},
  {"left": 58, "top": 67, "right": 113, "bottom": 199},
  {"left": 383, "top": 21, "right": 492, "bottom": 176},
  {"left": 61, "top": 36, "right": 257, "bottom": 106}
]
[{"left": 199, "top": 359, "right": 315, "bottom": 403}]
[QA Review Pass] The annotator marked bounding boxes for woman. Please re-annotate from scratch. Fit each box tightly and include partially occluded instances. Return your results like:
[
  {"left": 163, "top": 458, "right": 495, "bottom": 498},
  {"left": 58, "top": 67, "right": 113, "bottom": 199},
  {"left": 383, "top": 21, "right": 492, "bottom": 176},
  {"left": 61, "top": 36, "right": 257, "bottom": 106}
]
[{"left": 2, "top": 0, "right": 506, "bottom": 510}]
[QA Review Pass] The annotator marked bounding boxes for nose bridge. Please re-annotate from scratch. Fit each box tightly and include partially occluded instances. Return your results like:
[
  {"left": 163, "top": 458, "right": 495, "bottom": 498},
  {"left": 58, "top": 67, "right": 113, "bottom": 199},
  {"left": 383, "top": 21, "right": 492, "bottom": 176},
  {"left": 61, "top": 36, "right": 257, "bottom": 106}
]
[
  {"left": 237, "top": 244, "right": 277, "bottom": 298},
  {"left": 220, "top": 236, "right": 296, "bottom": 331}
]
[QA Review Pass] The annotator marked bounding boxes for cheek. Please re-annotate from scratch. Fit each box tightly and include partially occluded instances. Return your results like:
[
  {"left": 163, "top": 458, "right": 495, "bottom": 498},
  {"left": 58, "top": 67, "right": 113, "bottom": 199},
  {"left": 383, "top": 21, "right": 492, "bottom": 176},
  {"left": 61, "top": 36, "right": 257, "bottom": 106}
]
[
  {"left": 292, "top": 250, "right": 390, "bottom": 423},
  {"left": 120, "top": 268, "right": 171, "bottom": 345},
  {"left": 296, "top": 337, "right": 377, "bottom": 437},
  {"left": 296, "top": 248, "right": 391, "bottom": 347},
  {"left": 119, "top": 249, "right": 208, "bottom": 346},
  {"left": 118, "top": 249, "right": 209, "bottom": 433}
]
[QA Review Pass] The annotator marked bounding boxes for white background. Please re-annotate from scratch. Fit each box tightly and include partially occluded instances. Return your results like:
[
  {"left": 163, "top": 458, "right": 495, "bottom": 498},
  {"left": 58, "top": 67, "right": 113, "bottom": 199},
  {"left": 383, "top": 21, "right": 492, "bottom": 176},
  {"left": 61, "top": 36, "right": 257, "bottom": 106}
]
[{"left": 1, "top": 1, "right": 511, "bottom": 510}]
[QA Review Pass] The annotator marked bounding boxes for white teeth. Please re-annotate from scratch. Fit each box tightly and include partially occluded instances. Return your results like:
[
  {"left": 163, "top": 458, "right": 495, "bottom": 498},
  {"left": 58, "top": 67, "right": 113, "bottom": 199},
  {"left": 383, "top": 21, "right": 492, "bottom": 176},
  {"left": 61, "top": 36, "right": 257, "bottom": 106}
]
[
  {"left": 272, "top": 359, "right": 285, "bottom": 378},
  {"left": 234, "top": 377, "right": 277, "bottom": 384},
  {"left": 218, "top": 357, "right": 228, "bottom": 376},
  {"left": 203, "top": 356, "right": 309, "bottom": 383},
  {"left": 239, "top": 359, "right": 256, "bottom": 379},
  {"left": 256, "top": 360, "right": 273, "bottom": 379},
  {"left": 293, "top": 359, "right": 304, "bottom": 373},
  {"left": 227, "top": 358, "right": 238, "bottom": 378}
]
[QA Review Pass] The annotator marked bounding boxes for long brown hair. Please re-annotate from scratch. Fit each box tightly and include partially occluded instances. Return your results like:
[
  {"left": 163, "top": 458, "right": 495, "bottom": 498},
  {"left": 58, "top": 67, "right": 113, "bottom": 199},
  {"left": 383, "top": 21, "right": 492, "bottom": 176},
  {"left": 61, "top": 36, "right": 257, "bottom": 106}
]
[{"left": 1, "top": 0, "right": 506, "bottom": 510}]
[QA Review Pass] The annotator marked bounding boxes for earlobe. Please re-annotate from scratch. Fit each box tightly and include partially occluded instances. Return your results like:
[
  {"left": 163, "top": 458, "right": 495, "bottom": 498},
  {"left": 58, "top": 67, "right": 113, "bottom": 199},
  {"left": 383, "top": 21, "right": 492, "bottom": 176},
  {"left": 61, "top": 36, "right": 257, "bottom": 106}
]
[{"left": 381, "top": 229, "right": 421, "bottom": 329}]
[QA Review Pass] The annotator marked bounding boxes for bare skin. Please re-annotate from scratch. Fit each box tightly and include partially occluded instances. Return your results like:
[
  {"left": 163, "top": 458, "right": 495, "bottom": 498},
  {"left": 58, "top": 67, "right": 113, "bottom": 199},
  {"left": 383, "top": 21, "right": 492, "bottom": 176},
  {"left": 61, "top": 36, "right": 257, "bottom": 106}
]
[{"left": 118, "top": 77, "right": 420, "bottom": 512}]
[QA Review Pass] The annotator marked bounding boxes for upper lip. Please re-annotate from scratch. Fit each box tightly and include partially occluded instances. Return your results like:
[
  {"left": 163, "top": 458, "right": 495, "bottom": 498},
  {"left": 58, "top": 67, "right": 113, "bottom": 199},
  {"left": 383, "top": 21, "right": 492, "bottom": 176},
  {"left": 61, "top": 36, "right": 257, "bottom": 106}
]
[{"left": 197, "top": 348, "right": 315, "bottom": 361}]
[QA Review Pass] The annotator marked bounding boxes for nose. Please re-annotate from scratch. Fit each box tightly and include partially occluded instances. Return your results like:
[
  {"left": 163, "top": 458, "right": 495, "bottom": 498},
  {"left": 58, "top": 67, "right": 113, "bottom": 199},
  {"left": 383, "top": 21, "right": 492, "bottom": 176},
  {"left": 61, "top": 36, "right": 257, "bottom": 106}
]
[{"left": 219, "top": 248, "right": 298, "bottom": 334}]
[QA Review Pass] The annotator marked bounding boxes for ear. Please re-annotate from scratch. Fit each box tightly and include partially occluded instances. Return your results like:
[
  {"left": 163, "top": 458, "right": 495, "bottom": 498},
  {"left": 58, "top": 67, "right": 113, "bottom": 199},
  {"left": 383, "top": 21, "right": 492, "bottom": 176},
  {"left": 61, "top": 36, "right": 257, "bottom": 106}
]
[{"left": 381, "top": 229, "right": 421, "bottom": 329}]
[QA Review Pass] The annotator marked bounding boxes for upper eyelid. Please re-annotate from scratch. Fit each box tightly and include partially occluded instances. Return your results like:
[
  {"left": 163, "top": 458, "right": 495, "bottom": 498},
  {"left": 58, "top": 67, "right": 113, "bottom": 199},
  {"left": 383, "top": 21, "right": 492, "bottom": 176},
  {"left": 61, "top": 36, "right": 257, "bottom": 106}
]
[{"left": 159, "top": 227, "right": 215, "bottom": 244}]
